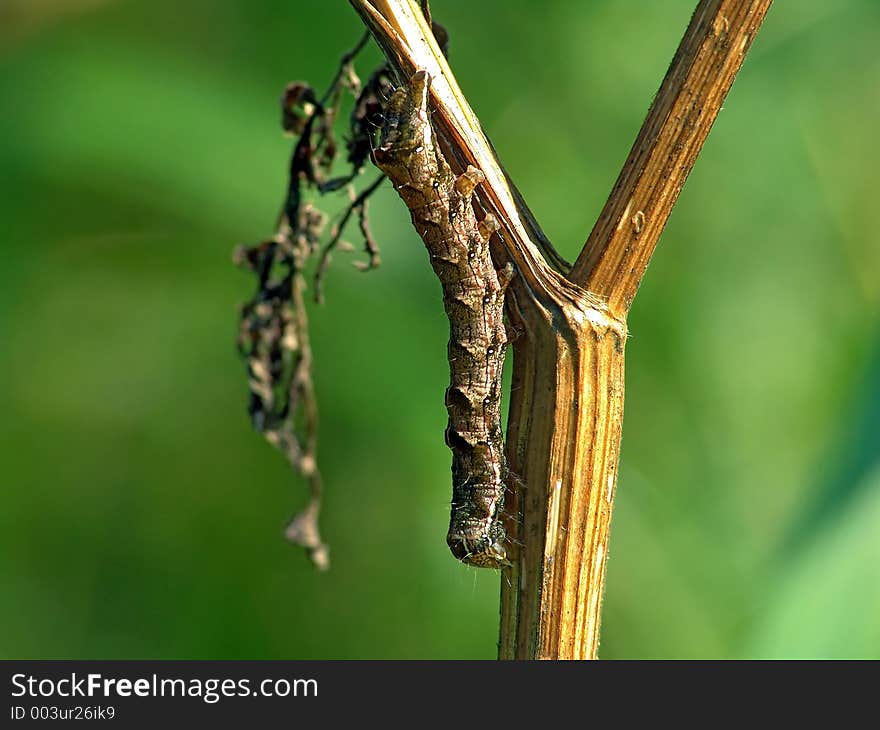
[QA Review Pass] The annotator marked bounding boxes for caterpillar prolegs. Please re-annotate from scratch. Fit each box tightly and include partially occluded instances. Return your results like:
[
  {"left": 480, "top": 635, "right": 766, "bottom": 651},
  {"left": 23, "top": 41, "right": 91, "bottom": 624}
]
[{"left": 374, "top": 71, "right": 512, "bottom": 568}]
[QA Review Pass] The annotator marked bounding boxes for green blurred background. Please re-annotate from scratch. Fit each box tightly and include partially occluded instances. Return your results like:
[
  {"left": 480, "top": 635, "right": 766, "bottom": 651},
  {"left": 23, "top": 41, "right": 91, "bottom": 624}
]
[{"left": 1, "top": 0, "right": 878, "bottom": 659}]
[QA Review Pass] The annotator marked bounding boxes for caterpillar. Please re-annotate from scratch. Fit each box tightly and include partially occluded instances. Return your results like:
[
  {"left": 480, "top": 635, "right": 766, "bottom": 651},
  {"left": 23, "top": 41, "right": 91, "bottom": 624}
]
[{"left": 373, "top": 70, "right": 511, "bottom": 568}]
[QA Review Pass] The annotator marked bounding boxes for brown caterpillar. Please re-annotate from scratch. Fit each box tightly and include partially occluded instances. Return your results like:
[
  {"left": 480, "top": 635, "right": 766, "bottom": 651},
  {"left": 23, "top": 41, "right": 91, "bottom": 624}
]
[{"left": 373, "top": 71, "right": 511, "bottom": 568}]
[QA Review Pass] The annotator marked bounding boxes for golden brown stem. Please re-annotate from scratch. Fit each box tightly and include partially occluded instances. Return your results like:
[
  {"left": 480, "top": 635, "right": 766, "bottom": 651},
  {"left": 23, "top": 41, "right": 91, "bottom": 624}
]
[
  {"left": 349, "top": 0, "right": 771, "bottom": 659},
  {"left": 500, "top": 290, "right": 626, "bottom": 659},
  {"left": 569, "top": 0, "right": 774, "bottom": 316}
]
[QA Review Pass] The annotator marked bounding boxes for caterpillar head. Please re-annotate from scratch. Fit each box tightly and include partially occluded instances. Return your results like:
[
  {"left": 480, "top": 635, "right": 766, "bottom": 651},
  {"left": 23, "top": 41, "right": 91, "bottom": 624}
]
[{"left": 447, "top": 517, "right": 509, "bottom": 569}]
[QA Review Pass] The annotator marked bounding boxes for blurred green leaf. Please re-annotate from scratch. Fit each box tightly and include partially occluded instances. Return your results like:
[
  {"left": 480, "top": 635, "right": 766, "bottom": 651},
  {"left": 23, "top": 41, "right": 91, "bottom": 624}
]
[{"left": 747, "top": 466, "right": 880, "bottom": 658}]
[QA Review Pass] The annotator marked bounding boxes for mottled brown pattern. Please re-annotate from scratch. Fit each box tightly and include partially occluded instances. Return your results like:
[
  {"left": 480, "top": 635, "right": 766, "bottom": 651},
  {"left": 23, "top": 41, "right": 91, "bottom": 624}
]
[{"left": 374, "top": 71, "right": 510, "bottom": 568}]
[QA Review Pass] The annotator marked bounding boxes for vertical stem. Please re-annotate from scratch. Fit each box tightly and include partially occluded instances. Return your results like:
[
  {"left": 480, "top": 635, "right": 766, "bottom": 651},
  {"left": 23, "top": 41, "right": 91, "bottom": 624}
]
[
  {"left": 349, "top": 0, "right": 772, "bottom": 659},
  {"left": 500, "top": 296, "right": 626, "bottom": 659}
]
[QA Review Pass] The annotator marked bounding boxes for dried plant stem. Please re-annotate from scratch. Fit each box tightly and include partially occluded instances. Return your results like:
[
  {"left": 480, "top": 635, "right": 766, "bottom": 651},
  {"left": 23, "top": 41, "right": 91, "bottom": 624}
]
[
  {"left": 570, "top": 0, "right": 774, "bottom": 312},
  {"left": 350, "top": 0, "right": 771, "bottom": 658},
  {"left": 500, "top": 294, "right": 626, "bottom": 659}
]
